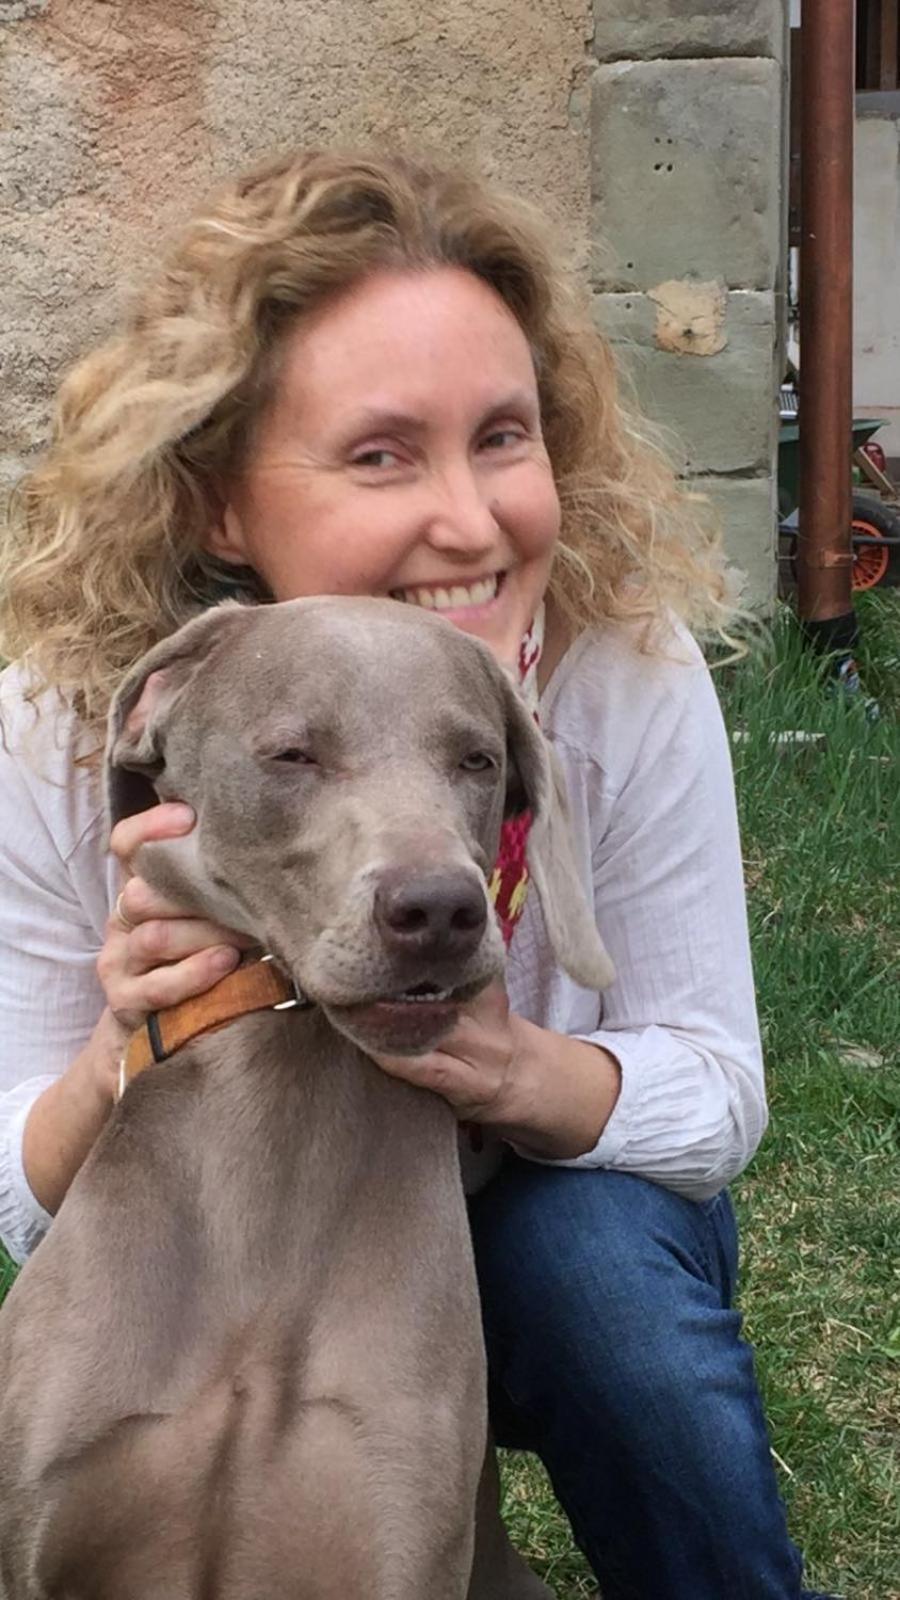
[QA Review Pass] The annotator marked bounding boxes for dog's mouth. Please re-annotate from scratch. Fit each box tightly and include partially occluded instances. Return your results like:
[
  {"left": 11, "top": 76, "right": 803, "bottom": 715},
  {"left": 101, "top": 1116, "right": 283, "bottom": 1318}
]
[
  {"left": 325, "top": 978, "right": 484, "bottom": 1054},
  {"left": 384, "top": 980, "right": 455, "bottom": 1005}
]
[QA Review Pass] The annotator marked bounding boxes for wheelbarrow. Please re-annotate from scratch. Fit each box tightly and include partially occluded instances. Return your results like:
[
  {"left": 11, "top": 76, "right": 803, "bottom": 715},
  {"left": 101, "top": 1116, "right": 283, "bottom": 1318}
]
[{"left": 778, "top": 415, "right": 900, "bottom": 591}]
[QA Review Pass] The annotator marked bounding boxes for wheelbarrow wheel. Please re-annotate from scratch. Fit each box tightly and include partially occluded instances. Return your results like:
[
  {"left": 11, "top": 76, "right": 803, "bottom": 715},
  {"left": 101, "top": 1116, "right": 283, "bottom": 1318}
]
[
  {"left": 850, "top": 493, "right": 900, "bottom": 591},
  {"left": 783, "top": 492, "right": 900, "bottom": 595}
]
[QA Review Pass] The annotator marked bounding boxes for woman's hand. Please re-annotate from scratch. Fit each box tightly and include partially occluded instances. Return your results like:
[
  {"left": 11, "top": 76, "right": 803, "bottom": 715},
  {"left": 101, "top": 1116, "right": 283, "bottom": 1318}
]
[
  {"left": 23, "top": 803, "right": 252, "bottom": 1213},
  {"left": 371, "top": 979, "right": 622, "bottom": 1159},
  {"left": 98, "top": 802, "right": 250, "bottom": 1040},
  {"left": 371, "top": 981, "right": 520, "bottom": 1124}
]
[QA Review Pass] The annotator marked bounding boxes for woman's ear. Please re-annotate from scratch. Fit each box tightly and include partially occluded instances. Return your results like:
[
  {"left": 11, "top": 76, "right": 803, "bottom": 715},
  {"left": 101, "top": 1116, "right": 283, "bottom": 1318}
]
[
  {"left": 203, "top": 500, "right": 253, "bottom": 566},
  {"left": 501, "top": 674, "right": 615, "bottom": 993}
]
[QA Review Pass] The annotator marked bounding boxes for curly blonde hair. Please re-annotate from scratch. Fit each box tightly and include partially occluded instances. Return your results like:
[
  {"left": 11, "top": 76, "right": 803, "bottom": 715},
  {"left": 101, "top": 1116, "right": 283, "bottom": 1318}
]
[{"left": 1, "top": 148, "right": 733, "bottom": 742}]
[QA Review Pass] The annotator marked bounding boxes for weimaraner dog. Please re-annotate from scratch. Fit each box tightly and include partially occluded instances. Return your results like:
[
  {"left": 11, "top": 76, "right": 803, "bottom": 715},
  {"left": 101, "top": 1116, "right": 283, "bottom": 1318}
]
[{"left": 0, "top": 597, "right": 612, "bottom": 1600}]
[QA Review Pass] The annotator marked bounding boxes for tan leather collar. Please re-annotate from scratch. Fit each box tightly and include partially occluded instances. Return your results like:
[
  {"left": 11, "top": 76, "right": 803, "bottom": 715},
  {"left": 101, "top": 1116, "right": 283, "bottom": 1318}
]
[{"left": 118, "top": 956, "right": 310, "bottom": 1098}]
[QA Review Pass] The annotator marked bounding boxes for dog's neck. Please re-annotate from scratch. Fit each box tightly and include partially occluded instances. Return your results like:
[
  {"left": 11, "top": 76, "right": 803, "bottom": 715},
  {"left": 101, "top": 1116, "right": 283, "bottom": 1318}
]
[
  {"left": 115, "top": 1003, "right": 461, "bottom": 1209},
  {"left": 109, "top": 1004, "right": 464, "bottom": 1316}
]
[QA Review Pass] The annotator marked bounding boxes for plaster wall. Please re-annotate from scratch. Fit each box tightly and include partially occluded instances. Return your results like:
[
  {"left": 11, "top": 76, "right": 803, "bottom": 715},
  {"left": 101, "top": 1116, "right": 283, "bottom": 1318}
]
[{"left": 854, "top": 110, "right": 900, "bottom": 457}]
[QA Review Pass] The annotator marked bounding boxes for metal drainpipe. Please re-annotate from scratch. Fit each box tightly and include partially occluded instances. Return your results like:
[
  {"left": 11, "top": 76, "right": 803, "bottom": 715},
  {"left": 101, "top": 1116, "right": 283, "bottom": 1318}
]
[{"left": 797, "top": 0, "right": 856, "bottom": 650}]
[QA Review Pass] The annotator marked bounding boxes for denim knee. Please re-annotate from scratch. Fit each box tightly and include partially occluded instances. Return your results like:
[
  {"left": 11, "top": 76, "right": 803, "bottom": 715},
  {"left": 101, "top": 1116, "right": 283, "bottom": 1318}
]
[
  {"left": 470, "top": 1159, "right": 743, "bottom": 1436},
  {"left": 470, "top": 1159, "right": 805, "bottom": 1600},
  {"left": 471, "top": 1158, "right": 735, "bottom": 1320}
]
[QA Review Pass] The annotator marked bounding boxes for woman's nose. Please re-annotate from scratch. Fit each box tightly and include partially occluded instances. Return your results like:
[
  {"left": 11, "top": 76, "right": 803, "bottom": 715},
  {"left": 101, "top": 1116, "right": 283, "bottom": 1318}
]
[{"left": 423, "top": 462, "right": 500, "bottom": 553}]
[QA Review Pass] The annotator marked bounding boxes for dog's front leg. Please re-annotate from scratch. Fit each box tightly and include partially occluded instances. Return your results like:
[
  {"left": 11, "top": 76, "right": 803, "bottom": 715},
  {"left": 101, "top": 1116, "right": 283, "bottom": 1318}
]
[{"left": 466, "top": 1438, "right": 556, "bottom": 1600}]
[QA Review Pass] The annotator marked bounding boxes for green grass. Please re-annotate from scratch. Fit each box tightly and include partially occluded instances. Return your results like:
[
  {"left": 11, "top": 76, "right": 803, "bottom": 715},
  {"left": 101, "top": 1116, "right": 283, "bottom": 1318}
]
[
  {"left": 0, "top": 1248, "right": 15, "bottom": 1305},
  {"left": 2, "top": 593, "right": 898, "bottom": 1597},
  {"left": 501, "top": 591, "right": 900, "bottom": 1599}
]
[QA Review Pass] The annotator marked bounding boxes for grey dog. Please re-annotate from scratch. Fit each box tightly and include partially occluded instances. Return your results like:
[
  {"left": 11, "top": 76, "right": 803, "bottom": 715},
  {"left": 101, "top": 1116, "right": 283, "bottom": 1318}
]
[{"left": 0, "top": 597, "right": 612, "bottom": 1600}]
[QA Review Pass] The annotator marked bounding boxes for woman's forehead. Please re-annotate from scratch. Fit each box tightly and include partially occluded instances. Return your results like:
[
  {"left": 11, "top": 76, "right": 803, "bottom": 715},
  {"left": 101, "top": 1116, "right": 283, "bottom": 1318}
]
[{"left": 262, "top": 265, "right": 538, "bottom": 424}]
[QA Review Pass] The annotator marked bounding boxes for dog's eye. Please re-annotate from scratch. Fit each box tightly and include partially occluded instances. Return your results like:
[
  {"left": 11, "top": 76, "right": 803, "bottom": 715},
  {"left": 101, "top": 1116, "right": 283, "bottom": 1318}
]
[
  {"left": 459, "top": 751, "right": 495, "bottom": 773},
  {"left": 271, "top": 748, "right": 316, "bottom": 765}
]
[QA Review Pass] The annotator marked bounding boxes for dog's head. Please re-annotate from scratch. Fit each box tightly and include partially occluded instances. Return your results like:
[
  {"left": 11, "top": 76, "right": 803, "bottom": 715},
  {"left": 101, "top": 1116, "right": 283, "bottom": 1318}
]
[{"left": 107, "top": 598, "right": 613, "bottom": 1055}]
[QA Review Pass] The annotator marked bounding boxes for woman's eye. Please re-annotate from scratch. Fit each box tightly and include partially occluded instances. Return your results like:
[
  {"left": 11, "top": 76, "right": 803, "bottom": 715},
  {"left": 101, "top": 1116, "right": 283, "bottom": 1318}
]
[
  {"left": 459, "top": 751, "right": 496, "bottom": 773},
  {"left": 479, "top": 428, "right": 523, "bottom": 451},
  {"left": 351, "top": 447, "right": 401, "bottom": 469}
]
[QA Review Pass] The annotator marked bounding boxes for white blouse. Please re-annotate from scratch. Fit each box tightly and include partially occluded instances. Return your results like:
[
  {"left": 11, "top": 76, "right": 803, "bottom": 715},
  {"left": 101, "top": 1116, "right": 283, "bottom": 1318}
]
[{"left": 0, "top": 617, "right": 767, "bottom": 1263}]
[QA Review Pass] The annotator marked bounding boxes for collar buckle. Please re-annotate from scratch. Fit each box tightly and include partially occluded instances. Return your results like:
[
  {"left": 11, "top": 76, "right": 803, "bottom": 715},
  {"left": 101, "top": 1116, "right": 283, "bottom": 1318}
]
[{"left": 260, "top": 952, "right": 311, "bottom": 1010}]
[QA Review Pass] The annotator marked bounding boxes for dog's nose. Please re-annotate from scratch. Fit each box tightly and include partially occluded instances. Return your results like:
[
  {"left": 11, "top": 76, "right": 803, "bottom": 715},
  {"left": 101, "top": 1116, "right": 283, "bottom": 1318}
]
[{"left": 374, "top": 868, "right": 488, "bottom": 959}]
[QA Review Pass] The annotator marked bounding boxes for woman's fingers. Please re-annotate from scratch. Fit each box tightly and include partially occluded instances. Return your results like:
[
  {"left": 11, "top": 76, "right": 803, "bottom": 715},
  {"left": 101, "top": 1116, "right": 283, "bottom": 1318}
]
[
  {"left": 98, "top": 913, "right": 244, "bottom": 1031},
  {"left": 112, "top": 913, "right": 249, "bottom": 973},
  {"left": 105, "top": 946, "right": 242, "bottom": 1035},
  {"left": 114, "top": 875, "right": 176, "bottom": 929},
  {"left": 102, "top": 800, "right": 255, "bottom": 1033},
  {"left": 109, "top": 801, "right": 196, "bottom": 874},
  {"left": 98, "top": 911, "right": 238, "bottom": 986},
  {"left": 113, "top": 875, "right": 255, "bottom": 946}
]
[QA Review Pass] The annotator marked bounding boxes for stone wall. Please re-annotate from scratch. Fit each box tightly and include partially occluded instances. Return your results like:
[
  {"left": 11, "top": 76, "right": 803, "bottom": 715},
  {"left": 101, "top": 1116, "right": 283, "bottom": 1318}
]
[
  {"left": 0, "top": 0, "right": 593, "bottom": 492},
  {"left": 1, "top": 0, "right": 786, "bottom": 602},
  {"left": 590, "top": 1, "right": 788, "bottom": 603}
]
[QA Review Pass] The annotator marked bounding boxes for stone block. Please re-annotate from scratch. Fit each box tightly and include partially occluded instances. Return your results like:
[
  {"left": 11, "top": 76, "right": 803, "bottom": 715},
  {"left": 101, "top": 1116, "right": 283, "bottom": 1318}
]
[
  {"left": 591, "top": 59, "right": 782, "bottom": 291},
  {"left": 693, "top": 474, "right": 777, "bottom": 610},
  {"left": 593, "top": 287, "right": 778, "bottom": 475},
  {"left": 592, "top": 0, "right": 785, "bottom": 62}
]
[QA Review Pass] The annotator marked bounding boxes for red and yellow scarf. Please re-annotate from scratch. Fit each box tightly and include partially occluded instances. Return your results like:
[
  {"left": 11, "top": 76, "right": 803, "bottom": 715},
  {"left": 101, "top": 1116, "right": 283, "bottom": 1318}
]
[{"left": 487, "top": 607, "right": 543, "bottom": 948}]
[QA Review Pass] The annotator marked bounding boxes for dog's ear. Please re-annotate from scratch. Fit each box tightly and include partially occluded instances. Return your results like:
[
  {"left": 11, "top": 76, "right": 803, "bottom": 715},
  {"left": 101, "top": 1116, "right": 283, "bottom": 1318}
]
[
  {"left": 106, "top": 604, "right": 247, "bottom": 831},
  {"left": 502, "top": 675, "right": 615, "bottom": 992}
]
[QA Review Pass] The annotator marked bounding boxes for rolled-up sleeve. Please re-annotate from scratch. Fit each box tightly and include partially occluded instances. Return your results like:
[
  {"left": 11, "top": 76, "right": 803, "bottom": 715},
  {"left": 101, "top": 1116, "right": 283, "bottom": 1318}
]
[{"left": 0, "top": 1080, "right": 57, "bottom": 1264}]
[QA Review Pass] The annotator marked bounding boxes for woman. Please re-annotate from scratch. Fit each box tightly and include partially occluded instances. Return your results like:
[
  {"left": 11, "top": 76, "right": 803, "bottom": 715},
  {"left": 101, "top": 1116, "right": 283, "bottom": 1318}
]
[{"left": 0, "top": 150, "right": 832, "bottom": 1599}]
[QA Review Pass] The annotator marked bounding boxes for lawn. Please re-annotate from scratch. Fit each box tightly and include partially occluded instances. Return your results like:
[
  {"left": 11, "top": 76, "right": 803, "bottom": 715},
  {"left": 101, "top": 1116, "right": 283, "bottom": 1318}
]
[{"left": 1, "top": 593, "right": 898, "bottom": 1598}]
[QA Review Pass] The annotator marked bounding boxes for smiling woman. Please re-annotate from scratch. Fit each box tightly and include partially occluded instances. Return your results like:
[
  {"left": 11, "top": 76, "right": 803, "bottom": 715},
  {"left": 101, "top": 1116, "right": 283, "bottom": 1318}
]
[
  {"left": 205, "top": 267, "right": 560, "bottom": 662},
  {"left": 0, "top": 149, "right": 833, "bottom": 1600},
  {"left": 0, "top": 148, "right": 730, "bottom": 742}
]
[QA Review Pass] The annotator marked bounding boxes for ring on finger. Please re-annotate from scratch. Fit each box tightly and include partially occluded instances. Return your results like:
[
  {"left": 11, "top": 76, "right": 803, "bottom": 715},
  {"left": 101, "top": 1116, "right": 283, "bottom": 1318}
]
[{"left": 114, "top": 889, "right": 136, "bottom": 933}]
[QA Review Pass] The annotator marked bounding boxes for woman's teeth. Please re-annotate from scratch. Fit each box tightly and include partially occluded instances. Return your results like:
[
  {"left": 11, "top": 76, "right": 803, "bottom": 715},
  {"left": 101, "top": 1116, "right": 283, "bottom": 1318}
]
[{"left": 393, "top": 575, "right": 500, "bottom": 611}]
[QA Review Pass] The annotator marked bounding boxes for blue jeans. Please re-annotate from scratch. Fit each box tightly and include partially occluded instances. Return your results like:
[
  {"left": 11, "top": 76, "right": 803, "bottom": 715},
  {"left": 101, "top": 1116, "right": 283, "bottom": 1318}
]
[{"left": 469, "top": 1158, "right": 813, "bottom": 1600}]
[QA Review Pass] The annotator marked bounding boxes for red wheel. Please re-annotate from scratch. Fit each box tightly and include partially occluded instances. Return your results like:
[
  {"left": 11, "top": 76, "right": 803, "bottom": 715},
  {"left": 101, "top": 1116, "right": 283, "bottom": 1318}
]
[
  {"left": 783, "top": 494, "right": 900, "bottom": 594},
  {"left": 851, "top": 518, "right": 890, "bottom": 591}
]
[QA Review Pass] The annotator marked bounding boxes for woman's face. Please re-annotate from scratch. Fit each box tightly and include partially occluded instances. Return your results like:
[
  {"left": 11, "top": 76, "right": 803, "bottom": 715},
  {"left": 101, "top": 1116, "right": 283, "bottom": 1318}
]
[{"left": 206, "top": 266, "right": 561, "bottom": 663}]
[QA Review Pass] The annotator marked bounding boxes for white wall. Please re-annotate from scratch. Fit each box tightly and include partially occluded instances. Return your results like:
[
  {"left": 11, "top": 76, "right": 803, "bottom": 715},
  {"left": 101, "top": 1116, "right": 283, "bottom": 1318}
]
[{"left": 854, "top": 112, "right": 900, "bottom": 455}]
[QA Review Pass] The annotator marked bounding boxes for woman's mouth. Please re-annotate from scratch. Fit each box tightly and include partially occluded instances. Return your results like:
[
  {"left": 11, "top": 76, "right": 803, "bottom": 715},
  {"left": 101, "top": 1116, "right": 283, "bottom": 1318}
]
[{"left": 390, "top": 571, "right": 503, "bottom": 613}]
